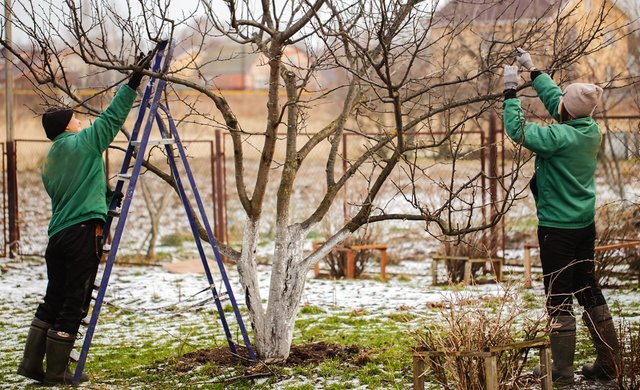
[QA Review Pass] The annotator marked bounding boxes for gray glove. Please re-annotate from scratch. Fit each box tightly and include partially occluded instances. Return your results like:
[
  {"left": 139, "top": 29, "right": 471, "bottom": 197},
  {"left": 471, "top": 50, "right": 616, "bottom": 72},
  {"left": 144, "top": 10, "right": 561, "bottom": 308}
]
[
  {"left": 516, "top": 48, "right": 535, "bottom": 70},
  {"left": 503, "top": 65, "right": 518, "bottom": 90}
]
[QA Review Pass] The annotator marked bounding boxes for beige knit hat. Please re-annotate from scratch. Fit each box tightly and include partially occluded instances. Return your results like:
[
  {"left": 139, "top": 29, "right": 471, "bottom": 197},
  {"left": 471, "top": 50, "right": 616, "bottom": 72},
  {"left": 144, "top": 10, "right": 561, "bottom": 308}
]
[{"left": 558, "top": 83, "right": 603, "bottom": 119}]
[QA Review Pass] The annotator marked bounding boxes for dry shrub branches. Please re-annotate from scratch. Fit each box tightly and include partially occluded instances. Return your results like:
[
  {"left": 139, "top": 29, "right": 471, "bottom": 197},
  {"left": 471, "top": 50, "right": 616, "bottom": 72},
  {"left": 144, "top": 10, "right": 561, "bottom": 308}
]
[{"left": 415, "top": 287, "right": 547, "bottom": 389}]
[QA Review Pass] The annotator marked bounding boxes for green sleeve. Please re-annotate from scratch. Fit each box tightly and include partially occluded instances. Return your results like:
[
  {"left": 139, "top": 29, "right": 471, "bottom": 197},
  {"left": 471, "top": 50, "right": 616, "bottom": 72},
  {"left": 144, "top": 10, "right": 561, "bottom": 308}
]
[
  {"left": 503, "top": 97, "right": 526, "bottom": 144},
  {"left": 532, "top": 73, "right": 562, "bottom": 122},
  {"left": 502, "top": 97, "right": 570, "bottom": 158},
  {"left": 77, "top": 85, "right": 138, "bottom": 154}
]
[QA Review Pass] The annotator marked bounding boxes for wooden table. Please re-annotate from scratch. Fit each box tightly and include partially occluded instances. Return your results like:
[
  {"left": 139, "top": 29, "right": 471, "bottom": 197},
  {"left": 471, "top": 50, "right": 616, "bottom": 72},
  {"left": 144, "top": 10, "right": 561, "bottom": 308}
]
[
  {"left": 522, "top": 240, "right": 640, "bottom": 288},
  {"left": 432, "top": 255, "right": 503, "bottom": 285},
  {"left": 312, "top": 243, "right": 388, "bottom": 280}
]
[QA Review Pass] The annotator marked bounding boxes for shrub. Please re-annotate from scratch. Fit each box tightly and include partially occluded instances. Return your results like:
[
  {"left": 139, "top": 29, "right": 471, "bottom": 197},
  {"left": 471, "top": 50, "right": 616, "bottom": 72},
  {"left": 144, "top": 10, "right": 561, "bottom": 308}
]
[
  {"left": 324, "top": 227, "right": 381, "bottom": 279},
  {"left": 594, "top": 202, "right": 640, "bottom": 287},
  {"left": 617, "top": 320, "right": 640, "bottom": 389},
  {"left": 414, "top": 287, "right": 547, "bottom": 389},
  {"left": 438, "top": 231, "right": 495, "bottom": 283}
]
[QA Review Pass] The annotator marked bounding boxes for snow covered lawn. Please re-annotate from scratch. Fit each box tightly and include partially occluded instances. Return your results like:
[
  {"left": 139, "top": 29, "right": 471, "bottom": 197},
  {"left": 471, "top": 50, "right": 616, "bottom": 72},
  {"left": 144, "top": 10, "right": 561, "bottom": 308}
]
[{"left": 1, "top": 254, "right": 637, "bottom": 389}]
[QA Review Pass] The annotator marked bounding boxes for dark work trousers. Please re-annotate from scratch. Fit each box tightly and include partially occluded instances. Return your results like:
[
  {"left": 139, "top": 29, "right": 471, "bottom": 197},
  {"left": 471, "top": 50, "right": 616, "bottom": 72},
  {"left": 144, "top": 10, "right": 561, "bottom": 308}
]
[
  {"left": 35, "top": 219, "right": 104, "bottom": 334},
  {"left": 537, "top": 222, "right": 606, "bottom": 318}
]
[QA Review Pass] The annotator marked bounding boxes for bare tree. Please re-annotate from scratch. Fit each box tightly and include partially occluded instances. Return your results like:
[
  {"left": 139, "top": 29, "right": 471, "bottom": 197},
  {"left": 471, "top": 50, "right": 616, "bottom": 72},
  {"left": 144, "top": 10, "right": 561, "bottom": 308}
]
[
  {"left": 1, "top": 0, "right": 637, "bottom": 360},
  {"left": 138, "top": 175, "right": 172, "bottom": 259}
]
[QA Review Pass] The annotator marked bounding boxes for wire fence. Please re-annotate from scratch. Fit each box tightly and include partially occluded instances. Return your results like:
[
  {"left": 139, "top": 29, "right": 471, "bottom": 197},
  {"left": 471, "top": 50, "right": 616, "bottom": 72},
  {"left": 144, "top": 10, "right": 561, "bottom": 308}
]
[
  {"left": 2, "top": 138, "right": 221, "bottom": 257},
  {"left": 1, "top": 115, "right": 639, "bottom": 258}
]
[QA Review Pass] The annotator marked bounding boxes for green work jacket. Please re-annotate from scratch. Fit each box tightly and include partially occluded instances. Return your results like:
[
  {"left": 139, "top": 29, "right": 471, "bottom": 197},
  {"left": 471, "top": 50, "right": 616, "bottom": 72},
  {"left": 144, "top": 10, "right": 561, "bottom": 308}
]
[
  {"left": 42, "top": 85, "right": 138, "bottom": 237},
  {"left": 502, "top": 73, "right": 601, "bottom": 229}
]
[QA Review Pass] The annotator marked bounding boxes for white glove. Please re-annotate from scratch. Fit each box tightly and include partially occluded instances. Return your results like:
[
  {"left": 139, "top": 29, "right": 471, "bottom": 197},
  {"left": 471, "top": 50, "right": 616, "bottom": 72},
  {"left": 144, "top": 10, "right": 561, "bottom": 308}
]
[
  {"left": 503, "top": 65, "right": 518, "bottom": 90},
  {"left": 516, "top": 48, "right": 535, "bottom": 70}
]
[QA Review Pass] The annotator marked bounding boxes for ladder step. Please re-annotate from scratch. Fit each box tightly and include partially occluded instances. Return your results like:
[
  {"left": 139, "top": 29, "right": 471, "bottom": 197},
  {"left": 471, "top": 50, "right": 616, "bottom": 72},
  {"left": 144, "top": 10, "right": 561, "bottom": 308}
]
[
  {"left": 130, "top": 138, "right": 176, "bottom": 147},
  {"left": 212, "top": 291, "right": 229, "bottom": 301},
  {"left": 108, "top": 210, "right": 121, "bottom": 217},
  {"left": 102, "top": 244, "right": 111, "bottom": 253},
  {"left": 117, "top": 173, "right": 132, "bottom": 181}
]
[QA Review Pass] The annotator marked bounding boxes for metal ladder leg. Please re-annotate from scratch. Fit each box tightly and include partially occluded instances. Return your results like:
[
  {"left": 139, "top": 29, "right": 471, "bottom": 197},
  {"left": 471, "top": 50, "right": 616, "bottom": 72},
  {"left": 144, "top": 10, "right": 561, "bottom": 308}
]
[{"left": 72, "top": 43, "right": 169, "bottom": 385}]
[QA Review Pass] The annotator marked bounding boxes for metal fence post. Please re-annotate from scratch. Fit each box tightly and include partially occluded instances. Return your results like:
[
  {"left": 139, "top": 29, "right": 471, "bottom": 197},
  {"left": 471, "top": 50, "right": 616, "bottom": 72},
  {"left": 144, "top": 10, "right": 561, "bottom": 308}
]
[
  {"left": 488, "top": 114, "right": 498, "bottom": 257},
  {"left": 5, "top": 0, "right": 19, "bottom": 257},
  {"left": 214, "top": 130, "right": 227, "bottom": 244},
  {"left": 6, "top": 141, "right": 19, "bottom": 257},
  {"left": 342, "top": 133, "right": 348, "bottom": 222},
  {"left": 1, "top": 142, "right": 6, "bottom": 257}
]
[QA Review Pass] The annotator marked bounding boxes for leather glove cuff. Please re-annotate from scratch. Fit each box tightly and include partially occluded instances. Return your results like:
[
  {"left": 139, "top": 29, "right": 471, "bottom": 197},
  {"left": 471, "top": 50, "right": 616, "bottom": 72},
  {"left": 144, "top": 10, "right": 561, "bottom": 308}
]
[
  {"left": 531, "top": 70, "right": 542, "bottom": 81},
  {"left": 503, "top": 89, "right": 517, "bottom": 100},
  {"left": 127, "top": 71, "right": 144, "bottom": 90}
]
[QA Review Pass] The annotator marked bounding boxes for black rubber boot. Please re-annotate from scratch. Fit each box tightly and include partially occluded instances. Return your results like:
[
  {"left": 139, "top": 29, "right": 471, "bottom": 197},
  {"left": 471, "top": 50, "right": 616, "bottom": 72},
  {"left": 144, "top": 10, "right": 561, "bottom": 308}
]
[
  {"left": 533, "top": 316, "right": 576, "bottom": 384},
  {"left": 16, "top": 317, "right": 52, "bottom": 382},
  {"left": 582, "top": 304, "right": 621, "bottom": 380},
  {"left": 43, "top": 329, "right": 89, "bottom": 385}
]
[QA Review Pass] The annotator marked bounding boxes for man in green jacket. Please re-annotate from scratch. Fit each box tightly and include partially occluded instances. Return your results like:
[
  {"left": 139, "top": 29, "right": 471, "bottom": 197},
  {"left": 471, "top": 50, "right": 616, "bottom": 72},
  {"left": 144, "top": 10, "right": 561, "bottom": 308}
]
[
  {"left": 17, "top": 57, "right": 149, "bottom": 385},
  {"left": 502, "top": 49, "right": 620, "bottom": 384}
]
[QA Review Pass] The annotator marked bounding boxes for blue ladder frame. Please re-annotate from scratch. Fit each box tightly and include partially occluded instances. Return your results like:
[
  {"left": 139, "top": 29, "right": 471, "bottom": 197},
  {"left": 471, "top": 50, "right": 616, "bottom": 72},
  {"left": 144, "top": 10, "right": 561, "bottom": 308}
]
[{"left": 73, "top": 40, "right": 255, "bottom": 385}]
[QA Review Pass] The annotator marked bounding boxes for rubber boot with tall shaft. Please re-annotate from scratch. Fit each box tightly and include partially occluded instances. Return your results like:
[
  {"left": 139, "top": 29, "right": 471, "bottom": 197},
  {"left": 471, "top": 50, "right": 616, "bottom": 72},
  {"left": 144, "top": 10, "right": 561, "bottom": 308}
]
[
  {"left": 582, "top": 304, "right": 621, "bottom": 380},
  {"left": 16, "top": 317, "right": 52, "bottom": 382},
  {"left": 43, "top": 329, "right": 88, "bottom": 385},
  {"left": 533, "top": 316, "right": 576, "bottom": 384}
]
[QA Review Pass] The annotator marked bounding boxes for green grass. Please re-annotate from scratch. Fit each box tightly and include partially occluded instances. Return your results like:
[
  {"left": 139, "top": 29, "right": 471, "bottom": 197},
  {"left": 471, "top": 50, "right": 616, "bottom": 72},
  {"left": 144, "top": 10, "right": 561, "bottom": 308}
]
[
  {"left": 160, "top": 232, "right": 195, "bottom": 247},
  {"left": 4, "top": 279, "right": 638, "bottom": 389},
  {"left": 6, "top": 306, "right": 415, "bottom": 388},
  {"left": 299, "top": 304, "right": 325, "bottom": 315}
]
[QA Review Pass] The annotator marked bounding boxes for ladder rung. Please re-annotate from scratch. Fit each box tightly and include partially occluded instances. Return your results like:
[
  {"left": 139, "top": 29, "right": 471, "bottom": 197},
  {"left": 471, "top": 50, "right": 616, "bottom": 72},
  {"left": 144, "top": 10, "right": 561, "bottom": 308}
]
[
  {"left": 102, "top": 244, "right": 111, "bottom": 253},
  {"left": 213, "top": 291, "right": 229, "bottom": 300},
  {"left": 130, "top": 138, "right": 176, "bottom": 147},
  {"left": 117, "top": 173, "right": 132, "bottom": 181},
  {"left": 108, "top": 210, "right": 121, "bottom": 217}
]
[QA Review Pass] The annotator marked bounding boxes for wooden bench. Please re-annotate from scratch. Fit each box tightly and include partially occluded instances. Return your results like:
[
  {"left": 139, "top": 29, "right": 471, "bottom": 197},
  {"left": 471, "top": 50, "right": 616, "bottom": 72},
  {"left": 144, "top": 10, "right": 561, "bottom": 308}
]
[
  {"left": 431, "top": 255, "right": 468, "bottom": 285},
  {"left": 432, "top": 255, "right": 503, "bottom": 285},
  {"left": 522, "top": 240, "right": 640, "bottom": 288},
  {"left": 312, "top": 243, "right": 388, "bottom": 280},
  {"left": 413, "top": 338, "right": 552, "bottom": 390}
]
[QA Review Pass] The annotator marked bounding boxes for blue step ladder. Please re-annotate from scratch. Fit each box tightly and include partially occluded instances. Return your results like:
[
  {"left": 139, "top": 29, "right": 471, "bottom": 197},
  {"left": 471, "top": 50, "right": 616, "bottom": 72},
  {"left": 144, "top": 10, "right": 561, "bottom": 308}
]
[{"left": 73, "top": 40, "right": 255, "bottom": 385}]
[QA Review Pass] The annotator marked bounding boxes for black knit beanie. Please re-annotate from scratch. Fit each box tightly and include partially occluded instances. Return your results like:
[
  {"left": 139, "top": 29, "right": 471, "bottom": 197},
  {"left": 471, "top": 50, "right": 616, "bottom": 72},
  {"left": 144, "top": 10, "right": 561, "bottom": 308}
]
[{"left": 42, "top": 107, "right": 74, "bottom": 141}]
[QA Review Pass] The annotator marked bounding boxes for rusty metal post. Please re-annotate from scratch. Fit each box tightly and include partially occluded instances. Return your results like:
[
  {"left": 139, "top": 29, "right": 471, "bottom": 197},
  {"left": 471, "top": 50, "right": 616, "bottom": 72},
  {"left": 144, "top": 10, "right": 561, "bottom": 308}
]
[
  {"left": 480, "top": 131, "right": 486, "bottom": 226},
  {"left": 488, "top": 115, "right": 498, "bottom": 258},
  {"left": 6, "top": 141, "right": 19, "bottom": 257},
  {"left": 5, "top": 0, "right": 19, "bottom": 257},
  {"left": 221, "top": 134, "right": 228, "bottom": 243},
  {"left": 214, "top": 130, "right": 227, "bottom": 244},
  {"left": 210, "top": 139, "right": 217, "bottom": 237},
  {"left": 500, "top": 119, "right": 506, "bottom": 256},
  {"left": 342, "top": 133, "right": 348, "bottom": 222},
  {"left": 1, "top": 142, "right": 6, "bottom": 257}
]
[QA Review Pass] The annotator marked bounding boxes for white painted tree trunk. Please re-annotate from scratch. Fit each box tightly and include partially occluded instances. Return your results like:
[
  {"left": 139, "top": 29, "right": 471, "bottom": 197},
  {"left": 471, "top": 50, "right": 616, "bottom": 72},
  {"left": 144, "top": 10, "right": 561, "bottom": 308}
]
[
  {"left": 259, "top": 223, "right": 307, "bottom": 360},
  {"left": 237, "top": 216, "right": 353, "bottom": 360},
  {"left": 235, "top": 218, "right": 265, "bottom": 350},
  {"left": 236, "top": 219, "right": 308, "bottom": 360}
]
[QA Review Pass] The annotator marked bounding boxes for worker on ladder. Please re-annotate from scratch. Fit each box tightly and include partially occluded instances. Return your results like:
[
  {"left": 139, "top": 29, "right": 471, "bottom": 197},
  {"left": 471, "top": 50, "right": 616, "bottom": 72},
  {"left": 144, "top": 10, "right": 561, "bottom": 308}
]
[
  {"left": 502, "top": 48, "right": 621, "bottom": 384},
  {"left": 17, "top": 52, "right": 151, "bottom": 385}
]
